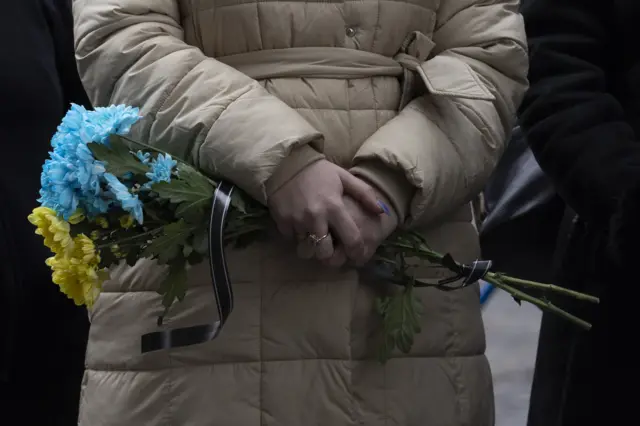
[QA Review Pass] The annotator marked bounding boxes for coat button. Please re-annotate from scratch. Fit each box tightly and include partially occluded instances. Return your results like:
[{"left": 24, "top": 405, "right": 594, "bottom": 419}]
[{"left": 345, "top": 26, "right": 357, "bottom": 37}]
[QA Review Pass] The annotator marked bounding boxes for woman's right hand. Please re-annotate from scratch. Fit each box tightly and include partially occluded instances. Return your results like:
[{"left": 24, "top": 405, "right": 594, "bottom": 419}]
[{"left": 267, "top": 159, "right": 383, "bottom": 261}]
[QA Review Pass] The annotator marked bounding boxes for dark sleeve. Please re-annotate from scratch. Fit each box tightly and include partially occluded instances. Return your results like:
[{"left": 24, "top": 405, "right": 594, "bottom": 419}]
[
  {"left": 42, "top": 0, "right": 91, "bottom": 109},
  {"left": 518, "top": 0, "right": 640, "bottom": 227}
]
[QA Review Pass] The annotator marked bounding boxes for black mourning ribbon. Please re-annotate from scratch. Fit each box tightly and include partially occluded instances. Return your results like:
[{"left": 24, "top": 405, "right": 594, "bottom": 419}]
[
  {"left": 434, "top": 254, "right": 493, "bottom": 288},
  {"left": 141, "top": 181, "right": 236, "bottom": 353}
]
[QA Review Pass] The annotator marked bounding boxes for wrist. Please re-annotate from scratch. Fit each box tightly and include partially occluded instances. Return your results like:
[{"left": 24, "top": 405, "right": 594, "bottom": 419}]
[
  {"left": 266, "top": 144, "right": 325, "bottom": 199},
  {"left": 350, "top": 161, "right": 414, "bottom": 224}
]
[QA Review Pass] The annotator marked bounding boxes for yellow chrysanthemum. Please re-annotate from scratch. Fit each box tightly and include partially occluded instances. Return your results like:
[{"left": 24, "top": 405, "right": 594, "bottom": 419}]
[
  {"left": 119, "top": 214, "right": 135, "bottom": 229},
  {"left": 47, "top": 255, "right": 85, "bottom": 306},
  {"left": 28, "top": 207, "right": 72, "bottom": 255},
  {"left": 75, "top": 234, "right": 100, "bottom": 264},
  {"left": 94, "top": 216, "right": 109, "bottom": 229},
  {"left": 45, "top": 234, "right": 108, "bottom": 308}
]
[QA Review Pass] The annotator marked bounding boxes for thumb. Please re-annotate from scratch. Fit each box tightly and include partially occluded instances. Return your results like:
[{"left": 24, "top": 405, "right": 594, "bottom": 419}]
[{"left": 338, "top": 169, "right": 384, "bottom": 215}]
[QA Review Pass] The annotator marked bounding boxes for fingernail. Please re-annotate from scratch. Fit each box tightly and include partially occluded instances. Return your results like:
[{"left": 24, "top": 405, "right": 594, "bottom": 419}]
[{"left": 377, "top": 200, "right": 391, "bottom": 215}]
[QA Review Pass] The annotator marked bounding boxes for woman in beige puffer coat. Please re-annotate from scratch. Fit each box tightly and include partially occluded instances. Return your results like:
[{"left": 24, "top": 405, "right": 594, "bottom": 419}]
[{"left": 72, "top": 0, "right": 528, "bottom": 425}]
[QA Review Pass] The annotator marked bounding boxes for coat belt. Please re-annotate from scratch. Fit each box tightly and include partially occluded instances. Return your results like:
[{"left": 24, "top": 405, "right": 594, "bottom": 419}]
[
  {"left": 218, "top": 46, "right": 412, "bottom": 81},
  {"left": 217, "top": 33, "right": 495, "bottom": 109}
]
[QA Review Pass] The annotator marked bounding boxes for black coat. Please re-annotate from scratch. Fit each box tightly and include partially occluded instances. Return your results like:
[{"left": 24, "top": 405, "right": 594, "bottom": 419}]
[
  {"left": 0, "top": 1, "right": 91, "bottom": 424},
  {"left": 519, "top": 0, "right": 640, "bottom": 424}
]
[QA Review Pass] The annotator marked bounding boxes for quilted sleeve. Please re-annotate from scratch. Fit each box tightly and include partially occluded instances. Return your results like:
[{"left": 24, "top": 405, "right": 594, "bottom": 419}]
[
  {"left": 350, "top": 0, "right": 528, "bottom": 227},
  {"left": 73, "top": 0, "right": 324, "bottom": 205}
]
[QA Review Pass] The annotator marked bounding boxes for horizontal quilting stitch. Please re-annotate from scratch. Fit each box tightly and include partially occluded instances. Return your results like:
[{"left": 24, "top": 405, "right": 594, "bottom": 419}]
[
  {"left": 195, "top": 0, "right": 437, "bottom": 13},
  {"left": 192, "top": 1, "right": 437, "bottom": 57},
  {"left": 291, "top": 107, "right": 396, "bottom": 112},
  {"left": 86, "top": 353, "right": 487, "bottom": 372}
]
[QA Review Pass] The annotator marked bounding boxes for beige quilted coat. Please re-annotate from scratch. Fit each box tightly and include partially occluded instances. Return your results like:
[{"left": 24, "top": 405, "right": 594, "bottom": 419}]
[{"left": 73, "top": 0, "right": 528, "bottom": 425}]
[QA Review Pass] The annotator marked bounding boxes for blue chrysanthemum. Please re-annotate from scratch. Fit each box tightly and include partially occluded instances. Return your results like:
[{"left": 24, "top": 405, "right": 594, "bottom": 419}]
[
  {"left": 38, "top": 104, "right": 142, "bottom": 219},
  {"left": 104, "top": 173, "right": 144, "bottom": 225},
  {"left": 51, "top": 104, "right": 87, "bottom": 149},
  {"left": 80, "top": 105, "right": 141, "bottom": 144},
  {"left": 39, "top": 155, "right": 79, "bottom": 216},
  {"left": 146, "top": 154, "right": 177, "bottom": 184}
]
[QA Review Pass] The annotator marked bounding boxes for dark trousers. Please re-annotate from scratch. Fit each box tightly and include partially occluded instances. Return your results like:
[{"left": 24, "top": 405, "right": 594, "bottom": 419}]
[{"left": 527, "top": 209, "right": 636, "bottom": 426}]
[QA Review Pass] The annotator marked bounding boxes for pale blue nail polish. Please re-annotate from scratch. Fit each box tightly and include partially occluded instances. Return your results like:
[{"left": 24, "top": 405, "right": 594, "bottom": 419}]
[{"left": 378, "top": 200, "right": 391, "bottom": 215}]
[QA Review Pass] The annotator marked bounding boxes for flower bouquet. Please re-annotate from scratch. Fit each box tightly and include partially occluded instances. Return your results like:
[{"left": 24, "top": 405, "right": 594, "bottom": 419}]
[{"left": 29, "top": 105, "right": 600, "bottom": 363}]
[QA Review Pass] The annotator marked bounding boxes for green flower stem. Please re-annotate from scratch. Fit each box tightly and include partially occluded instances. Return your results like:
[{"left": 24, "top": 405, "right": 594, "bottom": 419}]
[
  {"left": 373, "top": 256, "right": 399, "bottom": 266},
  {"left": 381, "top": 241, "right": 444, "bottom": 264},
  {"left": 486, "top": 277, "right": 593, "bottom": 330},
  {"left": 223, "top": 224, "right": 266, "bottom": 242},
  {"left": 381, "top": 238, "right": 599, "bottom": 305},
  {"left": 97, "top": 226, "right": 163, "bottom": 250},
  {"left": 237, "top": 212, "right": 270, "bottom": 220},
  {"left": 495, "top": 275, "right": 600, "bottom": 304}
]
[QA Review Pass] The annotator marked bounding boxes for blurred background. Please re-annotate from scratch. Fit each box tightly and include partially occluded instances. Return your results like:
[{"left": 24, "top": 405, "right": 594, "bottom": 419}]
[{"left": 482, "top": 283, "right": 542, "bottom": 425}]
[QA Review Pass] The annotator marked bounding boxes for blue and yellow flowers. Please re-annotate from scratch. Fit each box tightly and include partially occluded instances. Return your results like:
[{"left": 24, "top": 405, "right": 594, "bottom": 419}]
[
  {"left": 30, "top": 104, "right": 205, "bottom": 311},
  {"left": 30, "top": 104, "right": 155, "bottom": 307}
]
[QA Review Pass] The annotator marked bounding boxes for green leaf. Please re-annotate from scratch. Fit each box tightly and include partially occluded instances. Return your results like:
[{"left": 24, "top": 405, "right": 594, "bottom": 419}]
[
  {"left": 192, "top": 231, "right": 209, "bottom": 256},
  {"left": 88, "top": 135, "right": 149, "bottom": 177},
  {"left": 151, "top": 164, "right": 214, "bottom": 219},
  {"left": 377, "top": 331, "right": 395, "bottom": 364},
  {"left": 376, "top": 285, "right": 424, "bottom": 363},
  {"left": 175, "top": 200, "right": 206, "bottom": 224},
  {"left": 141, "top": 220, "right": 193, "bottom": 264},
  {"left": 157, "top": 262, "right": 188, "bottom": 326},
  {"left": 375, "top": 297, "right": 389, "bottom": 316},
  {"left": 176, "top": 163, "right": 215, "bottom": 194},
  {"left": 186, "top": 250, "right": 205, "bottom": 266}
]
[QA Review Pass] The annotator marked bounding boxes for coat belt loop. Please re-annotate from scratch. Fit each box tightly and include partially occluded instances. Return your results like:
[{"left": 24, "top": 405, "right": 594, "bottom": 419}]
[{"left": 396, "top": 31, "right": 436, "bottom": 110}]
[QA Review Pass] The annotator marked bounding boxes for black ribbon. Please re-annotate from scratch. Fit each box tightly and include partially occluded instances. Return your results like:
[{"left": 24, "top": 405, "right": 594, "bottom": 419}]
[
  {"left": 141, "top": 181, "right": 236, "bottom": 353},
  {"left": 435, "top": 254, "right": 493, "bottom": 287},
  {"left": 365, "top": 253, "right": 493, "bottom": 291}
]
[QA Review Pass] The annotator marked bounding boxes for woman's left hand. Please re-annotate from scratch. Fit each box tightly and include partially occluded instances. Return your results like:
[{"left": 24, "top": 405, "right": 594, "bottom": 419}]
[{"left": 321, "top": 193, "right": 399, "bottom": 268}]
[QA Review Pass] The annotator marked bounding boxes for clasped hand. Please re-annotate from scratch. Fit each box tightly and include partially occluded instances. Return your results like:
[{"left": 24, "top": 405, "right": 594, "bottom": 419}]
[{"left": 268, "top": 160, "right": 399, "bottom": 267}]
